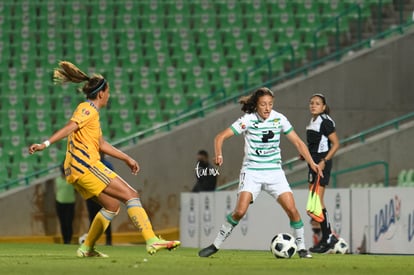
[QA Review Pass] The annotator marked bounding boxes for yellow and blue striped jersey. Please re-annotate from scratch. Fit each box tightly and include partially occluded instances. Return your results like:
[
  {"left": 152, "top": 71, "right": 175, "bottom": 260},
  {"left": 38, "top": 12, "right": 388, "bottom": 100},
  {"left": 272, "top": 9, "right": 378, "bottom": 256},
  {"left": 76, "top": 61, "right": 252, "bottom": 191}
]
[{"left": 64, "top": 101, "right": 102, "bottom": 183}]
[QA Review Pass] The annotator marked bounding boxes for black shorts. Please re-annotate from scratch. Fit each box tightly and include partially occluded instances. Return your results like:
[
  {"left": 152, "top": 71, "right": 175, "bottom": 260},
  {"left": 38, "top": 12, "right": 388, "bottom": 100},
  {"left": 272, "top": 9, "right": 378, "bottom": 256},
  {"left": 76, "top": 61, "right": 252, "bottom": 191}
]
[{"left": 308, "top": 157, "right": 332, "bottom": 186}]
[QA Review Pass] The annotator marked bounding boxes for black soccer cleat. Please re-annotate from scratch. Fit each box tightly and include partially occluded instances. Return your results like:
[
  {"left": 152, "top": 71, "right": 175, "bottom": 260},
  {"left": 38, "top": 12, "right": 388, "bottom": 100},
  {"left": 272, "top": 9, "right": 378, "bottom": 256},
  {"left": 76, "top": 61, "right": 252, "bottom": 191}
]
[
  {"left": 310, "top": 234, "right": 339, "bottom": 254},
  {"left": 198, "top": 244, "right": 219, "bottom": 257},
  {"left": 297, "top": 249, "right": 313, "bottom": 258}
]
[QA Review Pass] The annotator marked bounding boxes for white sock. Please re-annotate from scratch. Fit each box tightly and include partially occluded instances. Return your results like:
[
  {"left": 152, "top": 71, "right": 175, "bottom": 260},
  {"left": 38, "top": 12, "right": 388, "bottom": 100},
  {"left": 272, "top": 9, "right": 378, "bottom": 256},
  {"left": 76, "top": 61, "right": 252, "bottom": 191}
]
[
  {"left": 213, "top": 222, "right": 234, "bottom": 249},
  {"left": 293, "top": 226, "right": 306, "bottom": 250}
]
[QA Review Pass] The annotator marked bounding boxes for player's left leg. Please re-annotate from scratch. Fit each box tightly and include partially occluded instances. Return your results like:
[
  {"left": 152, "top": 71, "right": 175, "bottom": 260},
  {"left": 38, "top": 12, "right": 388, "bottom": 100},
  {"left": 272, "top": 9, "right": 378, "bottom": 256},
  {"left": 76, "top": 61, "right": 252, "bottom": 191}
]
[
  {"left": 198, "top": 191, "right": 252, "bottom": 257},
  {"left": 104, "top": 176, "right": 180, "bottom": 255},
  {"left": 277, "top": 192, "right": 312, "bottom": 258}
]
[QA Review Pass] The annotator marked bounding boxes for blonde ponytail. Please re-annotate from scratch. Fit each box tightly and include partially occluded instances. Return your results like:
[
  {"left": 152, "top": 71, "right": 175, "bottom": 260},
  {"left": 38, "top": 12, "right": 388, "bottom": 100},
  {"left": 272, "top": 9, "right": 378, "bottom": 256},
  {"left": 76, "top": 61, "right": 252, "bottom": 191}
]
[
  {"left": 53, "top": 61, "right": 90, "bottom": 85},
  {"left": 52, "top": 61, "right": 108, "bottom": 99}
]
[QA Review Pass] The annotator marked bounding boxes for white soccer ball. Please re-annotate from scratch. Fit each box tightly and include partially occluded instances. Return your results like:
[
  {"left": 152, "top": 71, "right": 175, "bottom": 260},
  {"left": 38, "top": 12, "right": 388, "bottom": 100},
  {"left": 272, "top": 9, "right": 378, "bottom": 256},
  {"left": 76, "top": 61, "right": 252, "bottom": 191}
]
[
  {"left": 332, "top": 238, "right": 349, "bottom": 254},
  {"left": 270, "top": 233, "right": 297, "bottom": 258}
]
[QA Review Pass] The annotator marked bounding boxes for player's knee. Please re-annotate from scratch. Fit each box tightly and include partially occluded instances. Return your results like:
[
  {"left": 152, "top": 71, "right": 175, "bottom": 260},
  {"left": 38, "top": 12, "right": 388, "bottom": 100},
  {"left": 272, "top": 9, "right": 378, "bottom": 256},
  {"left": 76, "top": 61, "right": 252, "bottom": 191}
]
[{"left": 100, "top": 208, "right": 119, "bottom": 221}]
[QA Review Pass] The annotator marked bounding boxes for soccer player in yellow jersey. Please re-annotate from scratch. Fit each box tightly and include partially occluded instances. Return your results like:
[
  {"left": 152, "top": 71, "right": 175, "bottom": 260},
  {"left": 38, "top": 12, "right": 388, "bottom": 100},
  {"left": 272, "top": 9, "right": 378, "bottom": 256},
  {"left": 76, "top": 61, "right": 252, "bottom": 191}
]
[{"left": 29, "top": 61, "right": 180, "bottom": 257}]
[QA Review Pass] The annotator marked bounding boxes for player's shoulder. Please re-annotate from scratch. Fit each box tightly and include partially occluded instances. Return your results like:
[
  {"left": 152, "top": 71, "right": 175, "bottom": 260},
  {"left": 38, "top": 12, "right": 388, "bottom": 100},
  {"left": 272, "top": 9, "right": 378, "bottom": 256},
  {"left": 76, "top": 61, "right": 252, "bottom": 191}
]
[
  {"left": 270, "top": 110, "right": 288, "bottom": 120},
  {"left": 320, "top": 114, "right": 335, "bottom": 123}
]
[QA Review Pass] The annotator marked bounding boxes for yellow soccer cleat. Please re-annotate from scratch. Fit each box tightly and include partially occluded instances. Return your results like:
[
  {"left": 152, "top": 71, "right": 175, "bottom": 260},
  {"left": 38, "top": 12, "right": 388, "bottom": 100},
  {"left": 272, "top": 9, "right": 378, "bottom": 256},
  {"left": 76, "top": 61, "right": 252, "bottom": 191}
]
[
  {"left": 146, "top": 237, "right": 181, "bottom": 255},
  {"left": 77, "top": 246, "right": 109, "bottom": 258}
]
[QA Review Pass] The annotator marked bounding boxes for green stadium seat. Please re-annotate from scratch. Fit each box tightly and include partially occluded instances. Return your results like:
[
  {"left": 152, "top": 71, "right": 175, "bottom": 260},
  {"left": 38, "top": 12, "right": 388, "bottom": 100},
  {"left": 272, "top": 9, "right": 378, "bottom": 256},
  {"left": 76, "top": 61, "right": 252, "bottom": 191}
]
[
  {"left": 161, "top": 91, "right": 188, "bottom": 121},
  {"left": 270, "top": 13, "right": 295, "bottom": 35},
  {"left": 184, "top": 75, "right": 211, "bottom": 102},
  {"left": 320, "top": 0, "right": 345, "bottom": 17},
  {"left": 221, "top": 27, "right": 249, "bottom": 53},
  {"left": 294, "top": 0, "right": 320, "bottom": 15},
  {"left": 140, "top": 1, "right": 166, "bottom": 16},
  {"left": 192, "top": 13, "right": 216, "bottom": 31},
  {"left": 217, "top": 12, "right": 243, "bottom": 33},
  {"left": 216, "top": 1, "right": 243, "bottom": 15},
  {"left": 110, "top": 121, "right": 139, "bottom": 141},
  {"left": 228, "top": 50, "right": 256, "bottom": 74},
  {"left": 174, "top": 49, "right": 200, "bottom": 74},
  {"left": 89, "top": 1, "right": 114, "bottom": 17},
  {"left": 201, "top": 50, "right": 227, "bottom": 75},
  {"left": 192, "top": 1, "right": 215, "bottom": 15},
  {"left": 137, "top": 108, "right": 163, "bottom": 131},
  {"left": 2, "top": 132, "right": 25, "bottom": 158},
  {"left": 243, "top": 0, "right": 268, "bottom": 14},
  {"left": 302, "top": 29, "right": 329, "bottom": 54},
  {"left": 88, "top": 14, "right": 113, "bottom": 31},
  {"left": 297, "top": 13, "right": 322, "bottom": 33},
  {"left": 245, "top": 13, "right": 270, "bottom": 32},
  {"left": 114, "top": 1, "right": 139, "bottom": 17},
  {"left": 108, "top": 93, "right": 134, "bottom": 112},
  {"left": 139, "top": 13, "right": 164, "bottom": 31},
  {"left": 137, "top": 93, "right": 161, "bottom": 111},
  {"left": 113, "top": 12, "right": 138, "bottom": 30},
  {"left": 268, "top": 0, "right": 294, "bottom": 14},
  {"left": 165, "top": 14, "right": 190, "bottom": 31},
  {"left": 167, "top": 0, "right": 190, "bottom": 15}
]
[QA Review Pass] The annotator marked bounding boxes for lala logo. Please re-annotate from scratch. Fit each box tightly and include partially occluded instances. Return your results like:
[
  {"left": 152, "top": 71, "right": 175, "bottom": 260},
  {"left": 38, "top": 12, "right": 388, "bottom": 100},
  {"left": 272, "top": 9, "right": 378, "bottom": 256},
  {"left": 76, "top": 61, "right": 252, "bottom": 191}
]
[{"left": 374, "top": 195, "right": 401, "bottom": 242}]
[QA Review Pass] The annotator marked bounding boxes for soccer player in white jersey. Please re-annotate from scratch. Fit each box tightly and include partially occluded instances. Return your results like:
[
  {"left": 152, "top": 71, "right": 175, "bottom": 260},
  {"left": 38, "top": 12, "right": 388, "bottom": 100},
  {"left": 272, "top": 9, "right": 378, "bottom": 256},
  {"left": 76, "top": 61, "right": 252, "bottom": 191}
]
[{"left": 198, "top": 87, "right": 321, "bottom": 258}]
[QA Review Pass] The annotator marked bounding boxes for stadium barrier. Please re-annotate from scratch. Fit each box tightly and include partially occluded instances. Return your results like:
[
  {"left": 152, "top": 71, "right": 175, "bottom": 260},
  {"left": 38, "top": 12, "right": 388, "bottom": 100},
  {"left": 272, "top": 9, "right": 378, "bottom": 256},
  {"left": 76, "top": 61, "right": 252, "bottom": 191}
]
[{"left": 180, "top": 187, "right": 414, "bottom": 254}]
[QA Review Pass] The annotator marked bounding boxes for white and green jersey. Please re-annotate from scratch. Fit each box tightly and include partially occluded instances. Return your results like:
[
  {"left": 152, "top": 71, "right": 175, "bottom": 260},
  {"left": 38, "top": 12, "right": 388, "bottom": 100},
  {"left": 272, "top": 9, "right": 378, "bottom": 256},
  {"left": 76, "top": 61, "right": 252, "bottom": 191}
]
[{"left": 230, "top": 110, "right": 293, "bottom": 171}]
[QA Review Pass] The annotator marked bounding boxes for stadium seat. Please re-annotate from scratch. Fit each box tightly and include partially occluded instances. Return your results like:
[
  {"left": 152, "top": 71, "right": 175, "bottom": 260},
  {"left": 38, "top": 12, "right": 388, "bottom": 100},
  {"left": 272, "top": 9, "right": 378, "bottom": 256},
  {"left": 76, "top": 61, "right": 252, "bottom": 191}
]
[
  {"left": 216, "top": 1, "right": 243, "bottom": 15},
  {"left": 245, "top": 13, "right": 270, "bottom": 32},
  {"left": 270, "top": 12, "right": 295, "bottom": 32}
]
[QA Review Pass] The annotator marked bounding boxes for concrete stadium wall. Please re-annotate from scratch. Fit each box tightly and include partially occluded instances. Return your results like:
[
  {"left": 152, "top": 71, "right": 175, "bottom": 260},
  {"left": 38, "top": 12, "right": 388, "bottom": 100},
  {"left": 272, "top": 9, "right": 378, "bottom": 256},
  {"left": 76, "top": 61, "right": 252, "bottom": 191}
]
[{"left": 1, "top": 31, "right": 414, "bottom": 236}]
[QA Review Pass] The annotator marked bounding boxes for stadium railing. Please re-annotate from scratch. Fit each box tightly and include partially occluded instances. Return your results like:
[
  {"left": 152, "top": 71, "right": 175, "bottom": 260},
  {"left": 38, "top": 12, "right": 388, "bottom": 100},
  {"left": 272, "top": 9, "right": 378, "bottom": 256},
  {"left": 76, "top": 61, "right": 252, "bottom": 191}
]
[{"left": 2, "top": 0, "right": 413, "bottom": 191}]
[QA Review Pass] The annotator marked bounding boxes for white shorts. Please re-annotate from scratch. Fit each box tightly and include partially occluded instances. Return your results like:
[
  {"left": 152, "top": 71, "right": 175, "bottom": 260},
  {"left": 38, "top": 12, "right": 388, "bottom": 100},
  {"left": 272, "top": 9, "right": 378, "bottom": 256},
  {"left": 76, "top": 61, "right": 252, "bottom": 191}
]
[{"left": 238, "top": 169, "right": 292, "bottom": 202}]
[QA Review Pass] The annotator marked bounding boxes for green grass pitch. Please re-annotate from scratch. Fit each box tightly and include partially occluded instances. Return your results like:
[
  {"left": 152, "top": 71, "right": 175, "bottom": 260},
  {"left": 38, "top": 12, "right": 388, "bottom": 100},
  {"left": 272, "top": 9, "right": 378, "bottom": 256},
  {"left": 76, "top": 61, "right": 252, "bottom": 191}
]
[{"left": 0, "top": 244, "right": 413, "bottom": 275}]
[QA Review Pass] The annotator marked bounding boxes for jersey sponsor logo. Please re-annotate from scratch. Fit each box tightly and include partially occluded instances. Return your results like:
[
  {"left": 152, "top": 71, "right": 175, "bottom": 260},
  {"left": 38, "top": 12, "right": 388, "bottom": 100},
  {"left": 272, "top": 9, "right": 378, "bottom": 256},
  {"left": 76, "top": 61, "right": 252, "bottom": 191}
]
[
  {"left": 255, "top": 148, "right": 277, "bottom": 156},
  {"left": 261, "top": 130, "right": 274, "bottom": 142}
]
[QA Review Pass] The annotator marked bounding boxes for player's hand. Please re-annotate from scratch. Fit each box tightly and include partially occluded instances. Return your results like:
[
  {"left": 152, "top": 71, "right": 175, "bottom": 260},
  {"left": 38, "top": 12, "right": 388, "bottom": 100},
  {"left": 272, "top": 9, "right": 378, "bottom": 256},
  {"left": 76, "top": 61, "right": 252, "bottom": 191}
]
[
  {"left": 28, "top": 143, "right": 46, "bottom": 154},
  {"left": 311, "top": 163, "right": 324, "bottom": 178},
  {"left": 125, "top": 157, "right": 140, "bottom": 175},
  {"left": 215, "top": 155, "right": 223, "bottom": 166}
]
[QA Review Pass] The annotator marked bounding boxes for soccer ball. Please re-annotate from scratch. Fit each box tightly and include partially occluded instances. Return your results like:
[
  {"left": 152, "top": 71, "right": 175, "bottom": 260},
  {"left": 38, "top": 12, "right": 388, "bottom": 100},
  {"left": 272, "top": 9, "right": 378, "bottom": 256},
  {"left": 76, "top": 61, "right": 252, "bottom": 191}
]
[
  {"left": 332, "top": 238, "right": 349, "bottom": 254},
  {"left": 270, "top": 233, "right": 297, "bottom": 258}
]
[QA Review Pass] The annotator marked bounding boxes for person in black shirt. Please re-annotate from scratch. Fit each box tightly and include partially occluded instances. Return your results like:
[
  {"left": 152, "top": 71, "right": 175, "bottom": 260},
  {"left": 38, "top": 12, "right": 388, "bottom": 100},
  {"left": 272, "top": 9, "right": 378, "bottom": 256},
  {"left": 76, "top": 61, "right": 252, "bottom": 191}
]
[
  {"left": 306, "top": 94, "right": 340, "bottom": 253},
  {"left": 192, "top": 150, "right": 218, "bottom": 192}
]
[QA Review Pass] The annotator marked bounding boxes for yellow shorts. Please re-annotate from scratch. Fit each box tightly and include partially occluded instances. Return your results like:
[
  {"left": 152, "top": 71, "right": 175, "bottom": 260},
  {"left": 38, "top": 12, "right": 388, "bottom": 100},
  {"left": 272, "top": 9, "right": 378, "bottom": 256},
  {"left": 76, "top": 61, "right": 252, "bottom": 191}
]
[{"left": 71, "top": 161, "right": 118, "bottom": 199}]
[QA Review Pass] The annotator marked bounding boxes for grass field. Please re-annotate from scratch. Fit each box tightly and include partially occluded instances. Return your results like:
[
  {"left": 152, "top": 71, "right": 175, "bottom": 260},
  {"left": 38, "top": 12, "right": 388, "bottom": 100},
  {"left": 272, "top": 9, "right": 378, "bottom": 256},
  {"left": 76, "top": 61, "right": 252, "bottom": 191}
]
[{"left": 0, "top": 243, "right": 413, "bottom": 275}]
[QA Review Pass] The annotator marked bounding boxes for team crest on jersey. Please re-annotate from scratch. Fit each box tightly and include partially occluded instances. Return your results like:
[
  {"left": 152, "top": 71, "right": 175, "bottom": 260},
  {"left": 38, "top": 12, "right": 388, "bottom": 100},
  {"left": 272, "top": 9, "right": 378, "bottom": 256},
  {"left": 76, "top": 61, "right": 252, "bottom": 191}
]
[
  {"left": 239, "top": 122, "right": 246, "bottom": 129},
  {"left": 81, "top": 108, "right": 90, "bottom": 116}
]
